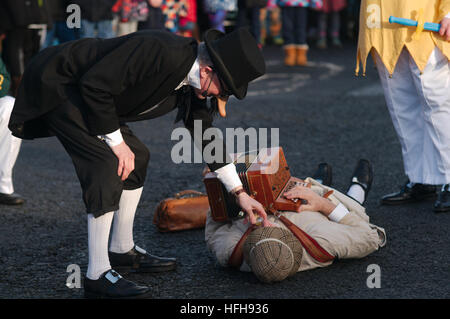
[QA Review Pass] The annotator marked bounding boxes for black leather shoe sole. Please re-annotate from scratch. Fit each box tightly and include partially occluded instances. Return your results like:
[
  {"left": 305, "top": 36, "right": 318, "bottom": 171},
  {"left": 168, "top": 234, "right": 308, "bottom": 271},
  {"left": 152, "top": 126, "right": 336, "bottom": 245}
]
[
  {"left": 113, "top": 263, "right": 177, "bottom": 274},
  {"left": 381, "top": 192, "right": 437, "bottom": 205},
  {"left": 433, "top": 206, "right": 450, "bottom": 213},
  {"left": 84, "top": 289, "right": 151, "bottom": 299}
]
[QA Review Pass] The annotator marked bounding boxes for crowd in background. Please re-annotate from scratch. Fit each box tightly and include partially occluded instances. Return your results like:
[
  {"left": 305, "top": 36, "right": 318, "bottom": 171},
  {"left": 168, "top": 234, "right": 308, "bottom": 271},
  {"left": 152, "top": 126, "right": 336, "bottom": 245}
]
[{"left": 0, "top": 0, "right": 362, "bottom": 97}]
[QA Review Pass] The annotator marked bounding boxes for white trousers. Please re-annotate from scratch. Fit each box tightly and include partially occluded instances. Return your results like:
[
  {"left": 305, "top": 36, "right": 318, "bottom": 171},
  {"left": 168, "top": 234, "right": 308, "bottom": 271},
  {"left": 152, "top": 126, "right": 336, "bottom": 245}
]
[
  {"left": 0, "top": 96, "right": 21, "bottom": 194},
  {"left": 376, "top": 48, "right": 450, "bottom": 185}
]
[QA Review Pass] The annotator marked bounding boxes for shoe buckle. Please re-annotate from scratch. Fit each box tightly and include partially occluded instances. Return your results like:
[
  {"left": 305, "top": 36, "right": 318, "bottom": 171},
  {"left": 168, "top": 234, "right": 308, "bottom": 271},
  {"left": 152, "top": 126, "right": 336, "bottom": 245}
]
[{"left": 105, "top": 270, "right": 122, "bottom": 283}]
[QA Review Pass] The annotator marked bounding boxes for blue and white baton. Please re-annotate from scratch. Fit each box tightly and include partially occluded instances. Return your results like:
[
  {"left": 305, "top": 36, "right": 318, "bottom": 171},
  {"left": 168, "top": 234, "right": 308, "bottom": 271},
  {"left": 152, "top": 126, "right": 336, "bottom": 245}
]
[{"left": 389, "top": 16, "right": 441, "bottom": 32}]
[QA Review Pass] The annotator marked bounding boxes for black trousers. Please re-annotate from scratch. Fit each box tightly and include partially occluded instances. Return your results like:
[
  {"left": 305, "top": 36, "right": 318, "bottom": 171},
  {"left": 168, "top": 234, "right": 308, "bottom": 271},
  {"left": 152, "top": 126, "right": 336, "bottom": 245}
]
[{"left": 43, "top": 94, "right": 150, "bottom": 218}]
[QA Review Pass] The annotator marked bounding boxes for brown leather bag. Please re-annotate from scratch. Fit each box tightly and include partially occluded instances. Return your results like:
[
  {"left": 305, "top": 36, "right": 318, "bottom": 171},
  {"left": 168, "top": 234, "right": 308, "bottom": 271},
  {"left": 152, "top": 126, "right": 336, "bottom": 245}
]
[{"left": 153, "top": 190, "right": 210, "bottom": 232}]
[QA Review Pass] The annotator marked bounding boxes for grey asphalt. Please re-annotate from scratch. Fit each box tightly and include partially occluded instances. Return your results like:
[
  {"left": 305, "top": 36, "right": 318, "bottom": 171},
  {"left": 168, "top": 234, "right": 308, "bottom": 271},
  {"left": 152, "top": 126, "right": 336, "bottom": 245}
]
[{"left": 0, "top": 43, "right": 449, "bottom": 299}]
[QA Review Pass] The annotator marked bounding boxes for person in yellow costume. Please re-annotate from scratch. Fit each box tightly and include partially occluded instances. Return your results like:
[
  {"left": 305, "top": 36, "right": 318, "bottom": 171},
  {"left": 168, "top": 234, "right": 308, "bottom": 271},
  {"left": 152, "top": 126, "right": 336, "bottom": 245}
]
[{"left": 356, "top": 0, "right": 450, "bottom": 213}]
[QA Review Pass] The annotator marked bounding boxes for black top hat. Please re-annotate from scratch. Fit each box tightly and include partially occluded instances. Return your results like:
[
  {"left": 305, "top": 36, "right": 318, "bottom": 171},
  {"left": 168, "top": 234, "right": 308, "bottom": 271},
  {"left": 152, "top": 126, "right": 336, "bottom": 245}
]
[{"left": 203, "top": 28, "right": 266, "bottom": 100}]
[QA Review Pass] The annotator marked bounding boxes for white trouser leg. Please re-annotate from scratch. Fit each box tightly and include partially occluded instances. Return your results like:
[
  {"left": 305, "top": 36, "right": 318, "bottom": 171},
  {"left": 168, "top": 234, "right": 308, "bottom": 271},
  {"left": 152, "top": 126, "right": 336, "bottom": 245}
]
[
  {"left": 0, "top": 96, "right": 22, "bottom": 194},
  {"left": 109, "top": 187, "right": 143, "bottom": 254},
  {"left": 86, "top": 212, "right": 114, "bottom": 280},
  {"left": 409, "top": 48, "right": 450, "bottom": 184},
  {"left": 375, "top": 49, "right": 426, "bottom": 184}
]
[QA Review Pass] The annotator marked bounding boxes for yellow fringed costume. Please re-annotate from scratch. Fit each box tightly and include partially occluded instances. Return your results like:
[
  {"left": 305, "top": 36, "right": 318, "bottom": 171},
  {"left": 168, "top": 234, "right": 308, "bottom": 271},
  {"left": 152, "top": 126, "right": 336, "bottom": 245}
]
[{"left": 356, "top": 0, "right": 450, "bottom": 76}]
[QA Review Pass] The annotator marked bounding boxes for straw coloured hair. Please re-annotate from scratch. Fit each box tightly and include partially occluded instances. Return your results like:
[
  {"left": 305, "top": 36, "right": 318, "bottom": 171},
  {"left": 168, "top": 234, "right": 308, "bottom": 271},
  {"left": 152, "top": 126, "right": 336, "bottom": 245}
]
[{"left": 243, "top": 227, "right": 303, "bottom": 283}]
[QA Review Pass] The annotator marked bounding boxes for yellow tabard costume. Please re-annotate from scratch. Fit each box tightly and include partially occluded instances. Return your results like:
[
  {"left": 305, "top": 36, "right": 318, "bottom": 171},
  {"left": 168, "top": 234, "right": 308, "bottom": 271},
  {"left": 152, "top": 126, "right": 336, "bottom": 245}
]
[{"left": 356, "top": 0, "right": 450, "bottom": 76}]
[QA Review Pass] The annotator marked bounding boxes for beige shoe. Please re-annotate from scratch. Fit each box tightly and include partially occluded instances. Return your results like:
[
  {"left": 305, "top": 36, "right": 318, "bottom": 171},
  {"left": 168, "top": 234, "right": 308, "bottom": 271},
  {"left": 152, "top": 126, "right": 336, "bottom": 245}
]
[
  {"left": 283, "top": 45, "right": 296, "bottom": 66},
  {"left": 296, "top": 45, "right": 309, "bottom": 66}
]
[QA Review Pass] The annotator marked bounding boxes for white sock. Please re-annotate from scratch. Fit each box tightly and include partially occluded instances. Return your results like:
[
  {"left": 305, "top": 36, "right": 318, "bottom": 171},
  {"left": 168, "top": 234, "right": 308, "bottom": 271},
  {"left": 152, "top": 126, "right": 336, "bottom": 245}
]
[
  {"left": 109, "top": 187, "right": 143, "bottom": 254},
  {"left": 347, "top": 184, "right": 366, "bottom": 204},
  {"left": 86, "top": 212, "right": 114, "bottom": 280}
]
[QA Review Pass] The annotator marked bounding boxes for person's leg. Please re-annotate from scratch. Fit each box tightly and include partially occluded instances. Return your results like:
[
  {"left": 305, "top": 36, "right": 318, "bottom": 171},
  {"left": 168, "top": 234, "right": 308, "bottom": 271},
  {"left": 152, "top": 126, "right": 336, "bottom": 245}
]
[
  {"left": 97, "top": 20, "right": 115, "bottom": 39},
  {"left": 250, "top": 8, "right": 261, "bottom": 45},
  {"left": 295, "top": 7, "right": 308, "bottom": 66},
  {"left": 281, "top": 7, "right": 296, "bottom": 66},
  {"left": 376, "top": 49, "right": 424, "bottom": 183},
  {"left": 330, "top": 11, "right": 342, "bottom": 47},
  {"left": 317, "top": 11, "right": 327, "bottom": 48},
  {"left": 79, "top": 19, "right": 96, "bottom": 38},
  {"left": 376, "top": 49, "right": 437, "bottom": 204},
  {"left": 0, "top": 96, "right": 24, "bottom": 205},
  {"left": 109, "top": 126, "right": 150, "bottom": 254},
  {"left": 409, "top": 48, "right": 450, "bottom": 212}
]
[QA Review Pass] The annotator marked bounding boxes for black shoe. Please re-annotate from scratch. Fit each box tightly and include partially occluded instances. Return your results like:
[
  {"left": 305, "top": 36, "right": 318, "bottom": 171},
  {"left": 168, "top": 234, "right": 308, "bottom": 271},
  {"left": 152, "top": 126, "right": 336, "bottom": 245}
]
[
  {"left": 0, "top": 193, "right": 25, "bottom": 205},
  {"left": 381, "top": 181, "right": 437, "bottom": 205},
  {"left": 84, "top": 269, "right": 151, "bottom": 299},
  {"left": 109, "top": 245, "right": 177, "bottom": 273},
  {"left": 347, "top": 159, "right": 373, "bottom": 205},
  {"left": 312, "top": 163, "right": 332, "bottom": 187},
  {"left": 433, "top": 184, "right": 450, "bottom": 213}
]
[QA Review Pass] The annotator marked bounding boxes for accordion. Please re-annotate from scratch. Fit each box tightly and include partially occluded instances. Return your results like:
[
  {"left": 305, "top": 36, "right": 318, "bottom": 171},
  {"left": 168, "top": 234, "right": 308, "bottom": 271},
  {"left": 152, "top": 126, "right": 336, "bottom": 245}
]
[{"left": 203, "top": 147, "right": 305, "bottom": 222}]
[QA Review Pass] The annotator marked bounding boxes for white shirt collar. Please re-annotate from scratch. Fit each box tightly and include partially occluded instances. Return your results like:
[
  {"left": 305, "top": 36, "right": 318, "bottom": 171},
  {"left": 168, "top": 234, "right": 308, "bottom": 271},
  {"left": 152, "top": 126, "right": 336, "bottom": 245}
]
[{"left": 175, "top": 58, "right": 201, "bottom": 90}]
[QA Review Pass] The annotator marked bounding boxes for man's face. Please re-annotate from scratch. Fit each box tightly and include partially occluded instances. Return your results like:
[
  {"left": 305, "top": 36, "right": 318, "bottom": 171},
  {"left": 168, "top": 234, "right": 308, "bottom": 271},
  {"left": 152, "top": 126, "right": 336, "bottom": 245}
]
[
  {"left": 194, "top": 66, "right": 229, "bottom": 117},
  {"left": 195, "top": 66, "right": 221, "bottom": 99}
]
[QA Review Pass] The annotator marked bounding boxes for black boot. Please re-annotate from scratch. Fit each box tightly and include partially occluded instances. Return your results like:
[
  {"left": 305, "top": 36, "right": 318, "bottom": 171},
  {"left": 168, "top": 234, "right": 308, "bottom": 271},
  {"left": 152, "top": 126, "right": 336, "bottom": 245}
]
[
  {"left": 312, "top": 163, "right": 332, "bottom": 187},
  {"left": 346, "top": 159, "right": 373, "bottom": 205},
  {"left": 109, "top": 245, "right": 177, "bottom": 273},
  {"left": 84, "top": 269, "right": 151, "bottom": 299},
  {"left": 433, "top": 184, "right": 450, "bottom": 213},
  {"left": 381, "top": 181, "right": 436, "bottom": 205}
]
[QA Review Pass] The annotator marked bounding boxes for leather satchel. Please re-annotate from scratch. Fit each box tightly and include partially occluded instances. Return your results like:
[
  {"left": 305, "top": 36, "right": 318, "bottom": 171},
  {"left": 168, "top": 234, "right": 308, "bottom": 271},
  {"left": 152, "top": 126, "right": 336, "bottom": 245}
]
[{"left": 153, "top": 190, "right": 210, "bottom": 232}]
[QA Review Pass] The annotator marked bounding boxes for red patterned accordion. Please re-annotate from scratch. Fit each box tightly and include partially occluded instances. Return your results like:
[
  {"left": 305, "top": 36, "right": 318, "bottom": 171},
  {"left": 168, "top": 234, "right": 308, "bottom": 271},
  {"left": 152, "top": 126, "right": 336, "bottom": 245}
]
[{"left": 203, "top": 147, "right": 305, "bottom": 222}]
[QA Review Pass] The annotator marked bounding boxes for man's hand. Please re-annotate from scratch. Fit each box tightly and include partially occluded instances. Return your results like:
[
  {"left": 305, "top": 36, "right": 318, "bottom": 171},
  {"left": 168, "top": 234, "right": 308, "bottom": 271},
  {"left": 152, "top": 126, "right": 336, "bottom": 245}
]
[
  {"left": 110, "top": 141, "right": 135, "bottom": 181},
  {"left": 440, "top": 17, "right": 450, "bottom": 41},
  {"left": 284, "top": 185, "right": 336, "bottom": 216},
  {"left": 235, "top": 191, "right": 272, "bottom": 226}
]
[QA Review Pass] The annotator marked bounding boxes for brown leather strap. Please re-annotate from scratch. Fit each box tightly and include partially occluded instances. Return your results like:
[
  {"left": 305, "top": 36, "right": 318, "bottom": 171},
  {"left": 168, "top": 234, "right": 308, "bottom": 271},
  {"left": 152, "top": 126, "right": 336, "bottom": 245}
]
[
  {"left": 228, "top": 226, "right": 256, "bottom": 268},
  {"left": 277, "top": 214, "right": 334, "bottom": 263}
]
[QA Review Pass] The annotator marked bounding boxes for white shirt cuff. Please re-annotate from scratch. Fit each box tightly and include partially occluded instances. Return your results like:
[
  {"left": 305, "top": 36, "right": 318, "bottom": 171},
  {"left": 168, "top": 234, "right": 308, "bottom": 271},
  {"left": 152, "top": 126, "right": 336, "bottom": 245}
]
[
  {"left": 328, "top": 203, "right": 349, "bottom": 223},
  {"left": 214, "top": 163, "right": 243, "bottom": 193},
  {"left": 445, "top": 13, "right": 450, "bottom": 19},
  {"left": 98, "top": 129, "right": 124, "bottom": 147}
]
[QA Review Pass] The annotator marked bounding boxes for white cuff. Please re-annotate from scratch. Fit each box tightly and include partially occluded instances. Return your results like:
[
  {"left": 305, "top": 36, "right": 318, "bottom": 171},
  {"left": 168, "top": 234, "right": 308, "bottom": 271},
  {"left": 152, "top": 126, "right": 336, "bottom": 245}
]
[
  {"left": 445, "top": 13, "right": 450, "bottom": 19},
  {"left": 328, "top": 203, "right": 349, "bottom": 223},
  {"left": 214, "top": 163, "right": 243, "bottom": 193},
  {"left": 98, "top": 129, "right": 124, "bottom": 147}
]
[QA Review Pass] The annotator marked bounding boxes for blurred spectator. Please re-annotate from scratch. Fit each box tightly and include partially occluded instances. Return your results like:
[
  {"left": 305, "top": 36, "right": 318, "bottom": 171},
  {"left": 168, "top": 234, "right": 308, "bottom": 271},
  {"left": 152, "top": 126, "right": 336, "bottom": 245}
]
[
  {"left": 203, "top": 0, "right": 237, "bottom": 32},
  {"left": 277, "top": 0, "right": 322, "bottom": 66},
  {"left": 113, "top": 0, "right": 150, "bottom": 36},
  {"left": 260, "top": 0, "right": 283, "bottom": 46},
  {"left": 42, "top": 0, "right": 78, "bottom": 48},
  {"left": 73, "top": 0, "right": 116, "bottom": 38},
  {"left": 159, "top": 0, "right": 188, "bottom": 33},
  {"left": 179, "top": 0, "right": 198, "bottom": 38},
  {"left": 236, "top": 0, "right": 267, "bottom": 45},
  {"left": 137, "top": 0, "right": 165, "bottom": 30},
  {"left": 316, "top": 0, "right": 346, "bottom": 49},
  {"left": 0, "top": 0, "right": 52, "bottom": 97}
]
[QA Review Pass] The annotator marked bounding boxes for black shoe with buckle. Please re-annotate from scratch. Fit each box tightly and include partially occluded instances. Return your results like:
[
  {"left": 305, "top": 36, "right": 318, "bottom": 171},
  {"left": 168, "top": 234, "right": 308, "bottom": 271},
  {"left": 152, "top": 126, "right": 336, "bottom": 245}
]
[
  {"left": 312, "top": 163, "right": 332, "bottom": 187},
  {"left": 346, "top": 159, "right": 373, "bottom": 205},
  {"left": 109, "top": 245, "right": 177, "bottom": 273},
  {"left": 0, "top": 192, "right": 25, "bottom": 205},
  {"left": 381, "top": 181, "right": 437, "bottom": 205},
  {"left": 433, "top": 184, "right": 450, "bottom": 213},
  {"left": 84, "top": 269, "right": 151, "bottom": 299}
]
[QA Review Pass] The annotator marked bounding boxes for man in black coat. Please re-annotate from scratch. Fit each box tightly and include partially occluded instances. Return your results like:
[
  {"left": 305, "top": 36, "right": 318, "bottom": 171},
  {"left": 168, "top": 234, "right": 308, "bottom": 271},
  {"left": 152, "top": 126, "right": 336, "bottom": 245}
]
[{"left": 9, "top": 28, "right": 268, "bottom": 298}]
